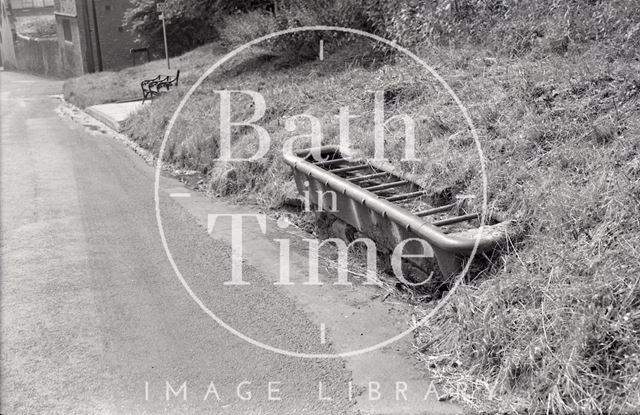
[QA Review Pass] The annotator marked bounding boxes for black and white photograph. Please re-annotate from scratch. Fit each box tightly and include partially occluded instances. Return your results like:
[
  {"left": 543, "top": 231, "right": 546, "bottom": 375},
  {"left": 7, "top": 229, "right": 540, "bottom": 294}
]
[{"left": 1, "top": 0, "right": 639, "bottom": 413}]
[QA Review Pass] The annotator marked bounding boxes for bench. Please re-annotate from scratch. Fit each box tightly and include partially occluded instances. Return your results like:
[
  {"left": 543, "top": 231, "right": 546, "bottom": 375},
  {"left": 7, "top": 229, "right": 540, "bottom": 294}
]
[{"left": 141, "top": 70, "right": 180, "bottom": 102}]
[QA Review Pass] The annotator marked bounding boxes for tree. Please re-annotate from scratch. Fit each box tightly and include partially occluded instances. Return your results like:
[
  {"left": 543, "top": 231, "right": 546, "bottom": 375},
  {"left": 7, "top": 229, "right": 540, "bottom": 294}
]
[{"left": 124, "top": 0, "right": 274, "bottom": 56}]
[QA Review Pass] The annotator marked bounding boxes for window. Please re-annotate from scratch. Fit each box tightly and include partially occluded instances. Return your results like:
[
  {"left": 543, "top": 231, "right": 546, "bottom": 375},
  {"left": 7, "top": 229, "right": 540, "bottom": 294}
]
[{"left": 62, "top": 18, "right": 72, "bottom": 42}]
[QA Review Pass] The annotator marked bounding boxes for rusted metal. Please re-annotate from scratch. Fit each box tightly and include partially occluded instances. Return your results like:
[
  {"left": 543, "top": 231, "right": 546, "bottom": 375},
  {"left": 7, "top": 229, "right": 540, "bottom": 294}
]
[
  {"left": 431, "top": 213, "right": 479, "bottom": 227},
  {"left": 348, "top": 172, "right": 390, "bottom": 183},
  {"left": 364, "top": 180, "right": 411, "bottom": 192},
  {"left": 284, "top": 146, "right": 509, "bottom": 279},
  {"left": 385, "top": 190, "right": 428, "bottom": 202},
  {"left": 329, "top": 164, "right": 371, "bottom": 174},
  {"left": 414, "top": 203, "right": 457, "bottom": 217},
  {"left": 313, "top": 158, "right": 346, "bottom": 167}
]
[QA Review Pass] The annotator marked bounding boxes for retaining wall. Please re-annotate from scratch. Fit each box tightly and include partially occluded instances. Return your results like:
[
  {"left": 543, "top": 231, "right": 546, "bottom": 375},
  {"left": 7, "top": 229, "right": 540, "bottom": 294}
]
[{"left": 14, "top": 33, "right": 63, "bottom": 77}]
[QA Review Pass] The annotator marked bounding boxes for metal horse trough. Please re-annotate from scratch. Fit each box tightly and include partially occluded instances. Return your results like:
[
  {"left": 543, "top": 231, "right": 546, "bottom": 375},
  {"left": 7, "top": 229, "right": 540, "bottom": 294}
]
[{"left": 284, "top": 146, "right": 510, "bottom": 280}]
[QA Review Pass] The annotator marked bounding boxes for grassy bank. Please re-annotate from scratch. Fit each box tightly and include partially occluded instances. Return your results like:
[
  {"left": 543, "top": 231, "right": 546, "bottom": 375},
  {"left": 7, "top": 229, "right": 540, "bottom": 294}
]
[
  {"left": 64, "top": 17, "right": 640, "bottom": 415},
  {"left": 62, "top": 43, "right": 228, "bottom": 108}
]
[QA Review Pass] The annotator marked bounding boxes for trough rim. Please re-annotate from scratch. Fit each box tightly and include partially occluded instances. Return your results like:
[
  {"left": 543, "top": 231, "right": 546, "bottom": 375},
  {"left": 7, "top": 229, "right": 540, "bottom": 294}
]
[{"left": 283, "top": 145, "right": 509, "bottom": 255}]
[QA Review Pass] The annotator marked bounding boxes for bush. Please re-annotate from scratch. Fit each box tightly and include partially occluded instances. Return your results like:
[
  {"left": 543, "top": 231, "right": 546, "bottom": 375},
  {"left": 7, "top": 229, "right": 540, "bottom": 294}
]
[
  {"left": 124, "top": 0, "right": 273, "bottom": 56},
  {"left": 219, "top": 10, "right": 278, "bottom": 47},
  {"left": 273, "top": 0, "right": 376, "bottom": 53},
  {"left": 361, "top": 0, "right": 640, "bottom": 57},
  {"left": 124, "top": 0, "right": 218, "bottom": 56}
]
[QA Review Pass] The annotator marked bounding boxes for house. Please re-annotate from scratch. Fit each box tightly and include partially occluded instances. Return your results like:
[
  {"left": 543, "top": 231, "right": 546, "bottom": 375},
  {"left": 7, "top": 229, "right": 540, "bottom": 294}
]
[
  {"left": 54, "top": 0, "right": 137, "bottom": 75},
  {"left": 0, "top": 0, "right": 17, "bottom": 68},
  {"left": 10, "top": 0, "right": 55, "bottom": 12}
]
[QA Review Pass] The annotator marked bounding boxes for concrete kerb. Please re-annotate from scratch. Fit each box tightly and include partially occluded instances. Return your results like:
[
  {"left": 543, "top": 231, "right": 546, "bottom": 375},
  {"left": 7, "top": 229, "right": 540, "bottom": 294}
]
[{"left": 85, "top": 99, "right": 150, "bottom": 132}]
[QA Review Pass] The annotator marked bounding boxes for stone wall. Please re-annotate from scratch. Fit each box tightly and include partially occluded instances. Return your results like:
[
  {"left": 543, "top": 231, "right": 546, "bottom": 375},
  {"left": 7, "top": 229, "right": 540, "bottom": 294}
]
[
  {"left": 3, "top": 0, "right": 138, "bottom": 77},
  {"left": 0, "top": 0, "right": 18, "bottom": 68},
  {"left": 53, "top": 11, "right": 85, "bottom": 76},
  {"left": 14, "top": 33, "right": 62, "bottom": 77}
]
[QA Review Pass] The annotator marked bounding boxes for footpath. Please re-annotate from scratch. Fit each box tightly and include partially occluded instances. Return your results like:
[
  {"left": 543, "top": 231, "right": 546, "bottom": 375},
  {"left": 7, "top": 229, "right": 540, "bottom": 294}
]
[
  {"left": 85, "top": 99, "right": 149, "bottom": 132},
  {"left": 76, "top": 96, "right": 463, "bottom": 415}
]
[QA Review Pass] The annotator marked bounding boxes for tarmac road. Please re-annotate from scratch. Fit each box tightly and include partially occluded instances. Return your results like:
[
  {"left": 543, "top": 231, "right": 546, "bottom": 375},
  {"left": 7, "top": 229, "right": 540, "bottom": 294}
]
[
  {"left": 0, "top": 70, "right": 354, "bottom": 414},
  {"left": 1, "top": 70, "right": 465, "bottom": 415}
]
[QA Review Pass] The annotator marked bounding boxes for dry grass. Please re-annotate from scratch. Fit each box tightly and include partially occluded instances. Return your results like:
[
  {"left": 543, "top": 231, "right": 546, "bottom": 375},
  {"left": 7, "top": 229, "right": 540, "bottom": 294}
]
[
  {"left": 63, "top": 21, "right": 640, "bottom": 414},
  {"left": 62, "top": 42, "right": 227, "bottom": 108}
]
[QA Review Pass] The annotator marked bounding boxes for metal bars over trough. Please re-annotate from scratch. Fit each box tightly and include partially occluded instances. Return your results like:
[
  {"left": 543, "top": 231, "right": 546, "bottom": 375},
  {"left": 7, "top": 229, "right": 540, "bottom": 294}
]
[{"left": 284, "top": 146, "right": 510, "bottom": 279}]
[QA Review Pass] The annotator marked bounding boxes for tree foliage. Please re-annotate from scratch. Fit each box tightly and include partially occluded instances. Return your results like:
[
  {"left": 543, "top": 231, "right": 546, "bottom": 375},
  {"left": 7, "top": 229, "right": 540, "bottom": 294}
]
[
  {"left": 124, "top": 0, "right": 273, "bottom": 56},
  {"left": 125, "top": 0, "right": 640, "bottom": 60}
]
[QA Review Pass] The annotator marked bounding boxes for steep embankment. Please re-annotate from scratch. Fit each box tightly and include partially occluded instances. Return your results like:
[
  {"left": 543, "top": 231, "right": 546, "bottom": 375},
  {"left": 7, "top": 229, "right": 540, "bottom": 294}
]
[{"left": 64, "top": 2, "right": 640, "bottom": 412}]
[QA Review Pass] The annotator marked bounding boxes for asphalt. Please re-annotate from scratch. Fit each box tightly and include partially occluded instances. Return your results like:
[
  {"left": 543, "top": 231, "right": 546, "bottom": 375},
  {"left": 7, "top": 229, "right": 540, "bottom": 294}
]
[
  {"left": 0, "top": 71, "right": 353, "bottom": 414},
  {"left": 0, "top": 70, "right": 463, "bottom": 415}
]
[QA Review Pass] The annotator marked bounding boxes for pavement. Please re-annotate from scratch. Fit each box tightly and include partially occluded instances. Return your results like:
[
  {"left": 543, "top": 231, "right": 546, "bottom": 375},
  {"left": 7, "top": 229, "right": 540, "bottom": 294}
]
[
  {"left": 0, "top": 70, "right": 463, "bottom": 415},
  {"left": 85, "top": 99, "right": 150, "bottom": 132}
]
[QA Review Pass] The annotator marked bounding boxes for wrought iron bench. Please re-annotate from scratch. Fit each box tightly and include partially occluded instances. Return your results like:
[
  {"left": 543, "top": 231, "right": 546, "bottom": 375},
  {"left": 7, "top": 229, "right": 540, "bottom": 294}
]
[
  {"left": 141, "top": 70, "right": 180, "bottom": 102},
  {"left": 284, "top": 145, "right": 511, "bottom": 280}
]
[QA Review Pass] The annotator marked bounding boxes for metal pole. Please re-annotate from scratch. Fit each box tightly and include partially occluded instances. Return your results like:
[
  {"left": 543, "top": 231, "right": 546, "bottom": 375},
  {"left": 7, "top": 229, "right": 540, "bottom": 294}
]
[
  {"left": 161, "top": 15, "right": 170, "bottom": 70},
  {"left": 90, "top": 0, "right": 103, "bottom": 71}
]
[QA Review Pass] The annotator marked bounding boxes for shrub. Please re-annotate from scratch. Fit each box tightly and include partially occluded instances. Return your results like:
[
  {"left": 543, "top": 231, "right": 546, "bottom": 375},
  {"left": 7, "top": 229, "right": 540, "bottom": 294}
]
[
  {"left": 124, "top": 0, "right": 218, "bottom": 57},
  {"left": 219, "top": 10, "right": 278, "bottom": 47},
  {"left": 361, "top": 0, "right": 640, "bottom": 57},
  {"left": 124, "top": 0, "right": 273, "bottom": 56},
  {"left": 218, "top": 0, "right": 381, "bottom": 61}
]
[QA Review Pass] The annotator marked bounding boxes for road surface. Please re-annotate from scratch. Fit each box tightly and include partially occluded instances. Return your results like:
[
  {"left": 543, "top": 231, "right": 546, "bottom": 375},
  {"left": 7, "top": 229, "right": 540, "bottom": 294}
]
[
  {"left": 0, "top": 71, "right": 354, "bottom": 414},
  {"left": 1, "top": 71, "right": 463, "bottom": 415}
]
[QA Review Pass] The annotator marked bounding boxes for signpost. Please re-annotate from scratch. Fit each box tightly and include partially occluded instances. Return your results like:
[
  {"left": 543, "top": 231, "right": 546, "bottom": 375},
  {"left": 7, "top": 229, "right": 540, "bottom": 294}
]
[{"left": 157, "top": 2, "right": 170, "bottom": 70}]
